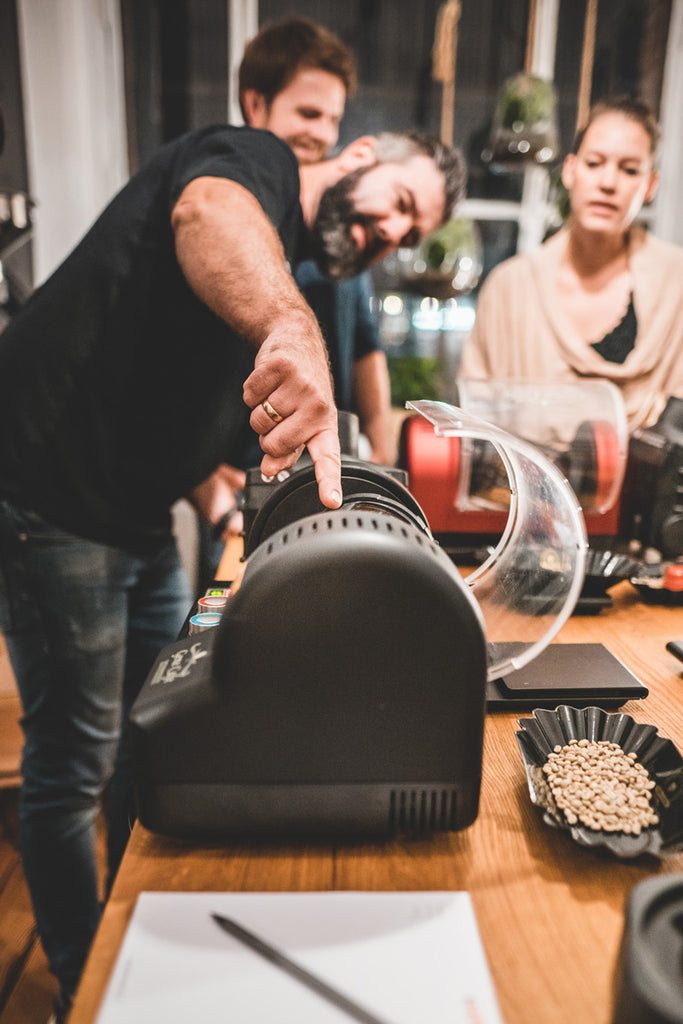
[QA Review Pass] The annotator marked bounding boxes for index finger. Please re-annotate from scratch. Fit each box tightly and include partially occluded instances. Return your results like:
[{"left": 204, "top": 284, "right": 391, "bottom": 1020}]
[{"left": 306, "top": 427, "right": 342, "bottom": 509}]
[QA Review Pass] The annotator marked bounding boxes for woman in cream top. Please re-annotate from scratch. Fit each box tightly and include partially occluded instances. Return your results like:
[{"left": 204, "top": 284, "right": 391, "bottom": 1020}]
[{"left": 460, "top": 96, "right": 683, "bottom": 434}]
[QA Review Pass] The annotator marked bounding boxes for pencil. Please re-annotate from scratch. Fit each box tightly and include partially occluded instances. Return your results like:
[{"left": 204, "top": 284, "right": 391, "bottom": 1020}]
[{"left": 211, "top": 911, "right": 393, "bottom": 1024}]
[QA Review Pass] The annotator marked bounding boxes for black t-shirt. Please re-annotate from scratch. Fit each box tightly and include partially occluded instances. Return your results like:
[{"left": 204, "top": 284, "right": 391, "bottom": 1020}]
[{"left": 0, "top": 126, "right": 303, "bottom": 551}]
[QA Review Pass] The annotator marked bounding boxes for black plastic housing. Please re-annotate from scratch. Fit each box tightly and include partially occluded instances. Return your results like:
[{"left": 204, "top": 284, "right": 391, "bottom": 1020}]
[
  {"left": 612, "top": 874, "right": 683, "bottom": 1023},
  {"left": 620, "top": 397, "right": 683, "bottom": 558},
  {"left": 130, "top": 496, "right": 487, "bottom": 839}
]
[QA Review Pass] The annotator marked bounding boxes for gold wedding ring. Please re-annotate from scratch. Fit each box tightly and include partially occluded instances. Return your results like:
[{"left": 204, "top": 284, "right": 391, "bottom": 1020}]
[{"left": 261, "top": 399, "right": 284, "bottom": 424}]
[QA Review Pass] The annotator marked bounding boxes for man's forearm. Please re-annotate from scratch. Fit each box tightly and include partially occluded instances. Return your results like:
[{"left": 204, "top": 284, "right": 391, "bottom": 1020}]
[
  {"left": 172, "top": 176, "right": 319, "bottom": 345},
  {"left": 172, "top": 175, "right": 342, "bottom": 508}
]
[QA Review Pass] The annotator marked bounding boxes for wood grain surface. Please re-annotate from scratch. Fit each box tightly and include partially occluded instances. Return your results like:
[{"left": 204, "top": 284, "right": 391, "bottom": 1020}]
[{"left": 69, "top": 580, "right": 683, "bottom": 1024}]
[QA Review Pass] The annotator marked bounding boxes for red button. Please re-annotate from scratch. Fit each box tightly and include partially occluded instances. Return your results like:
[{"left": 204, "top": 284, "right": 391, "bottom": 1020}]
[{"left": 663, "top": 563, "right": 683, "bottom": 592}]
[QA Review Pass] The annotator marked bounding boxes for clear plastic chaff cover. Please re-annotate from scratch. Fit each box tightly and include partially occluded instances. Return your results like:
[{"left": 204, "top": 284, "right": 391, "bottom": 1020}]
[{"left": 408, "top": 400, "right": 588, "bottom": 679}]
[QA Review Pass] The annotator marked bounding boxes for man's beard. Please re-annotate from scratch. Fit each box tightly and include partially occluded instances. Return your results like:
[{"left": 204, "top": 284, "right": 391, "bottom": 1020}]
[{"left": 310, "top": 167, "right": 386, "bottom": 280}]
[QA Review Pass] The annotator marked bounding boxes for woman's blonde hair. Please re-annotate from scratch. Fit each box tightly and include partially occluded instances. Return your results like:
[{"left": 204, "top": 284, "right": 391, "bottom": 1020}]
[{"left": 572, "top": 95, "right": 661, "bottom": 156}]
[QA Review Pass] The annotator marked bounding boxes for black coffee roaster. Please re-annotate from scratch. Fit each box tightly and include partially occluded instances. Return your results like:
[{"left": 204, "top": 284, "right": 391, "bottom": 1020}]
[
  {"left": 130, "top": 413, "right": 489, "bottom": 839},
  {"left": 612, "top": 874, "right": 683, "bottom": 1024},
  {"left": 131, "top": 399, "right": 587, "bottom": 840}
]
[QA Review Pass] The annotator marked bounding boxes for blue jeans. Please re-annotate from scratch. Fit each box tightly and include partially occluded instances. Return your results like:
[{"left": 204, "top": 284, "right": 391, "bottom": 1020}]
[{"left": 0, "top": 500, "right": 191, "bottom": 1003}]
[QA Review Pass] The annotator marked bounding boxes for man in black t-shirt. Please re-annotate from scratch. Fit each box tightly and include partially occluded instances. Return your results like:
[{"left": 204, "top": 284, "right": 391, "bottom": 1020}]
[{"left": 0, "top": 123, "right": 465, "bottom": 1018}]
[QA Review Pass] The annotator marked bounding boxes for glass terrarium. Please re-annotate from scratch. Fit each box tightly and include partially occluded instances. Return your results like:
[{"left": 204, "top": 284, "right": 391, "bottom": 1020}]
[
  {"left": 481, "top": 72, "right": 560, "bottom": 173},
  {"left": 399, "top": 218, "right": 482, "bottom": 301}
]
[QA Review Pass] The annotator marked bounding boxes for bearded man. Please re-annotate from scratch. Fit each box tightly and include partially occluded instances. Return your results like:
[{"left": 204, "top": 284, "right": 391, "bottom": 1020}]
[{"left": 0, "top": 120, "right": 466, "bottom": 1020}]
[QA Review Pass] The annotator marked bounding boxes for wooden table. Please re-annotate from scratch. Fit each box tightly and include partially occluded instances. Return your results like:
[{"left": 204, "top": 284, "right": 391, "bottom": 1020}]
[
  {"left": 0, "top": 633, "right": 23, "bottom": 788},
  {"left": 70, "top": 580, "right": 683, "bottom": 1023}
]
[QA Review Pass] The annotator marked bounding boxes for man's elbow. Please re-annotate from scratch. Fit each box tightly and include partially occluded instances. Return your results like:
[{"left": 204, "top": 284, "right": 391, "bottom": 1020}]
[{"left": 171, "top": 180, "right": 212, "bottom": 235}]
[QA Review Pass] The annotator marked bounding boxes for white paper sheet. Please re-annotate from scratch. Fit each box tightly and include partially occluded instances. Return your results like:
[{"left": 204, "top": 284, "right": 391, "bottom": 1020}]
[{"left": 95, "top": 890, "right": 504, "bottom": 1023}]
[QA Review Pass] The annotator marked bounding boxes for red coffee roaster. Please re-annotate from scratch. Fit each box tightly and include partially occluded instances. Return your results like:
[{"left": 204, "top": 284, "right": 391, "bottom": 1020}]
[{"left": 399, "top": 379, "right": 629, "bottom": 559}]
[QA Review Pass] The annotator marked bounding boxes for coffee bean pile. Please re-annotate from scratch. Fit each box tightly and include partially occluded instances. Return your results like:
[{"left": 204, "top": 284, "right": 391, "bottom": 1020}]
[{"left": 542, "top": 738, "right": 659, "bottom": 834}]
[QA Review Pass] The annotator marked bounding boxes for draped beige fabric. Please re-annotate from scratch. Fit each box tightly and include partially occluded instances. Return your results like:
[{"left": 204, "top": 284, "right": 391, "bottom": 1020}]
[{"left": 460, "top": 225, "right": 683, "bottom": 432}]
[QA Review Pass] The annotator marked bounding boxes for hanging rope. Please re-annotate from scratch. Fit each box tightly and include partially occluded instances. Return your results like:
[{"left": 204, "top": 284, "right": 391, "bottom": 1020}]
[
  {"left": 576, "top": 0, "right": 598, "bottom": 132},
  {"left": 432, "top": 0, "right": 461, "bottom": 146},
  {"left": 524, "top": 0, "right": 539, "bottom": 73}
]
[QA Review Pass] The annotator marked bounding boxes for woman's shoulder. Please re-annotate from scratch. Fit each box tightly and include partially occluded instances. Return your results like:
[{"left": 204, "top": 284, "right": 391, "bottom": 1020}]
[
  {"left": 630, "top": 224, "right": 683, "bottom": 267},
  {"left": 483, "top": 229, "right": 564, "bottom": 293},
  {"left": 482, "top": 248, "right": 533, "bottom": 290}
]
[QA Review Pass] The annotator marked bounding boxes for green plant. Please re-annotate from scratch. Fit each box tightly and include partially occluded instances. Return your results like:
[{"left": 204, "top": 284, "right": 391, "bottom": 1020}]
[
  {"left": 549, "top": 165, "right": 571, "bottom": 221},
  {"left": 420, "top": 218, "right": 479, "bottom": 272},
  {"left": 498, "top": 73, "right": 556, "bottom": 129},
  {"left": 388, "top": 355, "right": 440, "bottom": 407}
]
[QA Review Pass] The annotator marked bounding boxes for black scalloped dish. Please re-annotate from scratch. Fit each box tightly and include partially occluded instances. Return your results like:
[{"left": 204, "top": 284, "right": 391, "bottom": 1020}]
[
  {"left": 516, "top": 705, "right": 683, "bottom": 858},
  {"left": 630, "top": 562, "right": 683, "bottom": 606},
  {"left": 575, "top": 550, "right": 640, "bottom": 613},
  {"left": 582, "top": 550, "right": 640, "bottom": 598}
]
